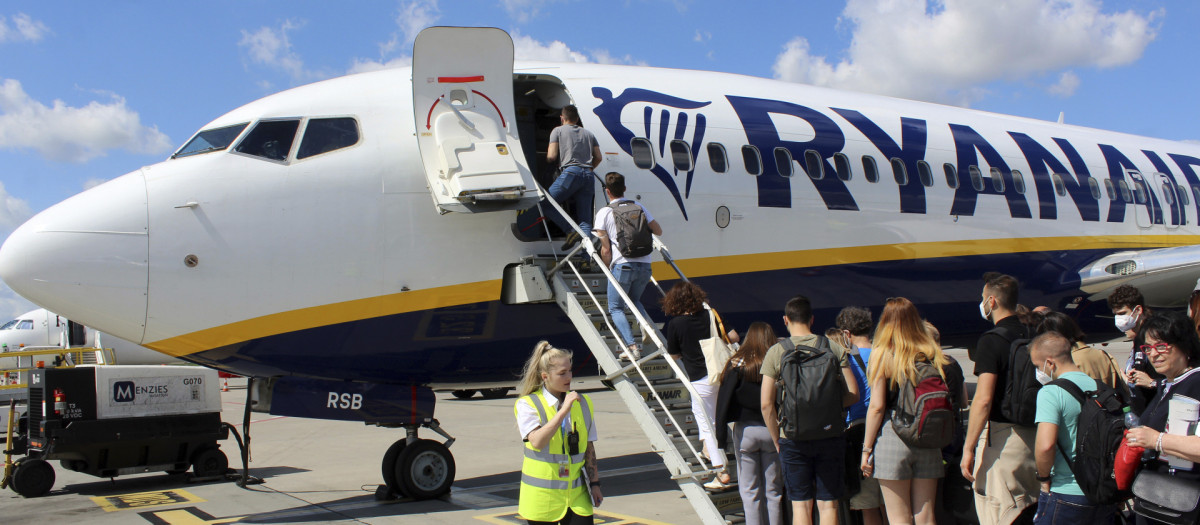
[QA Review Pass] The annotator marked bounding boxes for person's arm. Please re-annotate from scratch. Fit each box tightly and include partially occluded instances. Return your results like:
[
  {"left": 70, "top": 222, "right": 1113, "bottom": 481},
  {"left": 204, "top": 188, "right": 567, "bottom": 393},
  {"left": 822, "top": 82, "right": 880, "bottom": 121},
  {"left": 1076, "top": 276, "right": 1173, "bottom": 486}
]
[
  {"left": 761, "top": 375, "right": 780, "bottom": 451},
  {"left": 841, "top": 364, "right": 859, "bottom": 408},
  {"left": 1127, "top": 426, "right": 1200, "bottom": 463},
  {"left": 596, "top": 230, "right": 612, "bottom": 266},
  {"left": 591, "top": 145, "right": 602, "bottom": 169},
  {"left": 1034, "top": 422, "right": 1058, "bottom": 494},
  {"left": 525, "top": 392, "right": 579, "bottom": 450},
  {"left": 547, "top": 141, "right": 559, "bottom": 164},
  {"left": 960, "top": 372, "right": 997, "bottom": 481},
  {"left": 585, "top": 443, "right": 603, "bottom": 506},
  {"left": 648, "top": 219, "right": 663, "bottom": 236},
  {"left": 860, "top": 375, "right": 888, "bottom": 477}
]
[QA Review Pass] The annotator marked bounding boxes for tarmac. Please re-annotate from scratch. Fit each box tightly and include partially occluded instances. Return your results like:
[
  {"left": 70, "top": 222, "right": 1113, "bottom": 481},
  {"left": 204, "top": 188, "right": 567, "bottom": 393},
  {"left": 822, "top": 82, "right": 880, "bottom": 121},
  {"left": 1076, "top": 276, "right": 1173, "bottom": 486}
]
[{"left": 0, "top": 338, "right": 1134, "bottom": 525}]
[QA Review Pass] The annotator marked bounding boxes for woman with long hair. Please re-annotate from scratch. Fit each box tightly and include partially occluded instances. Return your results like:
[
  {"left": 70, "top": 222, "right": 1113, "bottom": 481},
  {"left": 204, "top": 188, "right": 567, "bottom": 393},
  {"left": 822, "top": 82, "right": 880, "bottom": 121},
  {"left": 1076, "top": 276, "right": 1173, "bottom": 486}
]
[
  {"left": 513, "top": 341, "right": 602, "bottom": 525},
  {"left": 661, "top": 280, "right": 735, "bottom": 488},
  {"left": 860, "top": 297, "right": 950, "bottom": 525},
  {"left": 714, "top": 322, "right": 784, "bottom": 524}
]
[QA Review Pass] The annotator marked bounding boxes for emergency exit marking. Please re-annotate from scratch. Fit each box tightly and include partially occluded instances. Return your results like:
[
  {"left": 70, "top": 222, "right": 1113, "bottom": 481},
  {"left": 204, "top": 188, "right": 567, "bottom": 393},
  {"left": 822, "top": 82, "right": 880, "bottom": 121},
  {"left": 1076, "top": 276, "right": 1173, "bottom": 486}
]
[
  {"left": 473, "top": 510, "right": 674, "bottom": 525},
  {"left": 91, "top": 489, "right": 205, "bottom": 512}
]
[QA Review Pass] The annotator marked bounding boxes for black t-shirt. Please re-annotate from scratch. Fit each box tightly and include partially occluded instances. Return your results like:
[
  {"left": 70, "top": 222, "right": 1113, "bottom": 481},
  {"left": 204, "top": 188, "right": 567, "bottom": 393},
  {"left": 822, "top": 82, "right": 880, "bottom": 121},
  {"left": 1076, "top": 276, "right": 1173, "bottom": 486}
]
[
  {"left": 969, "top": 315, "right": 1028, "bottom": 423},
  {"left": 1139, "top": 368, "right": 1200, "bottom": 482},
  {"left": 666, "top": 312, "right": 710, "bottom": 382}
]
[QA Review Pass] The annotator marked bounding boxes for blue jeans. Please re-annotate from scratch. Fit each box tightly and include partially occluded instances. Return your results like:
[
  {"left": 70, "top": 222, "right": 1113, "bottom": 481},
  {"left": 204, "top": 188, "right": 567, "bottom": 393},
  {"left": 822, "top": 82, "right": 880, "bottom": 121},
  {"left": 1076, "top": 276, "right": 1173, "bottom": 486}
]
[
  {"left": 544, "top": 165, "right": 595, "bottom": 239},
  {"left": 608, "top": 262, "right": 652, "bottom": 347},
  {"left": 1033, "top": 492, "right": 1114, "bottom": 525}
]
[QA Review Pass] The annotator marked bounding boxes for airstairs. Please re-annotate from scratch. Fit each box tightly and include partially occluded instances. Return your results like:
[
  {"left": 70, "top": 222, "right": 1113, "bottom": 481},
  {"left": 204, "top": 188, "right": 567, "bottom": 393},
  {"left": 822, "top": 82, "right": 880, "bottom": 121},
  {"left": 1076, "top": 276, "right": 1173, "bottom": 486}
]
[{"left": 503, "top": 191, "right": 744, "bottom": 524}]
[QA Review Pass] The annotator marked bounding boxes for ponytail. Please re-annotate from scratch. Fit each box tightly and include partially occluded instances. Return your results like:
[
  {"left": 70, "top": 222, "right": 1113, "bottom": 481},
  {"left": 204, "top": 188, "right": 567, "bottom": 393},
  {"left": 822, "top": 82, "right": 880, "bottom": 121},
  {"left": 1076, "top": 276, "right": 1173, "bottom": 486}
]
[{"left": 518, "top": 341, "right": 574, "bottom": 397}]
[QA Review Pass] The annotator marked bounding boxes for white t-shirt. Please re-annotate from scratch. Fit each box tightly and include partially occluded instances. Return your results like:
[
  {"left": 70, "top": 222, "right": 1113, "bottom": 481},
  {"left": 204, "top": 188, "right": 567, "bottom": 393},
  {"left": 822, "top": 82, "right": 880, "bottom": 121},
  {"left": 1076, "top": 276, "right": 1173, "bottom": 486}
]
[
  {"left": 516, "top": 388, "right": 599, "bottom": 443},
  {"left": 593, "top": 198, "right": 655, "bottom": 265}
]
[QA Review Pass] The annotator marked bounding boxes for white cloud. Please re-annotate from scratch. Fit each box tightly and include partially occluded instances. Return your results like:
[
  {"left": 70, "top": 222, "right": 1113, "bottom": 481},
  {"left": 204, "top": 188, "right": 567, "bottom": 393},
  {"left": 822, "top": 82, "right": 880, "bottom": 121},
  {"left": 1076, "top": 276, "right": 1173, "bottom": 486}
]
[
  {"left": 512, "top": 33, "right": 643, "bottom": 65},
  {"left": 239, "top": 20, "right": 322, "bottom": 82},
  {"left": 0, "top": 79, "right": 173, "bottom": 163},
  {"left": 0, "top": 181, "right": 30, "bottom": 231},
  {"left": 1048, "top": 71, "right": 1081, "bottom": 97},
  {"left": 347, "top": 56, "right": 412, "bottom": 75},
  {"left": 500, "top": 0, "right": 556, "bottom": 24},
  {"left": 82, "top": 177, "right": 108, "bottom": 191},
  {"left": 772, "top": 0, "right": 1161, "bottom": 105},
  {"left": 0, "top": 13, "right": 49, "bottom": 43},
  {"left": 694, "top": 30, "right": 711, "bottom": 43},
  {"left": 0, "top": 283, "right": 35, "bottom": 323},
  {"left": 379, "top": 0, "right": 441, "bottom": 57}
]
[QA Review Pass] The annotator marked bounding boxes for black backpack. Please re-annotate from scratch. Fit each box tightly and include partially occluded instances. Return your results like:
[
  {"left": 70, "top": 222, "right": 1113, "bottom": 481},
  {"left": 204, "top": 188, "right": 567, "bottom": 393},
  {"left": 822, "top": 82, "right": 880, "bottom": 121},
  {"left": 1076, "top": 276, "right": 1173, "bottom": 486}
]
[
  {"left": 608, "top": 200, "right": 653, "bottom": 258},
  {"left": 891, "top": 361, "right": 956, "bottom": 449},
  {"left": 776, "top": 336, "right": 845, "bottom": 441},
  {"left": 1047, "top": 378, "right": 1131, "bottom": 505},
  {"left": 986, "top": 325, "right": 1039, "bottom": 427}
]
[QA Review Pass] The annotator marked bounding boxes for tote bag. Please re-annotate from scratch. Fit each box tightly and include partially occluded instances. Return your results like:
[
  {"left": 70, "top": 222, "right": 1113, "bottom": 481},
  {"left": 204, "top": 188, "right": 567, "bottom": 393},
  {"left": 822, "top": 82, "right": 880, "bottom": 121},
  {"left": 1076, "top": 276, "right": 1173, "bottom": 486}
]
[{"left": 700, "top": 305, "right": 733, "bottom": 384}]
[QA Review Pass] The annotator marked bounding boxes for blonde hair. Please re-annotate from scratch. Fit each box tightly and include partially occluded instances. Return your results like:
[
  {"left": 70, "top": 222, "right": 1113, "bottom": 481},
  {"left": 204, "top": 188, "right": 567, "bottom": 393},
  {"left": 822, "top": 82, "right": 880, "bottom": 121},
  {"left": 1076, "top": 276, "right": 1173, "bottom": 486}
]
[
  {"left": 869, "top": 298, "right": 949, "bottom": 389},
  {"left": 518, "top": 341, "right": 574, "bottom": 397}
]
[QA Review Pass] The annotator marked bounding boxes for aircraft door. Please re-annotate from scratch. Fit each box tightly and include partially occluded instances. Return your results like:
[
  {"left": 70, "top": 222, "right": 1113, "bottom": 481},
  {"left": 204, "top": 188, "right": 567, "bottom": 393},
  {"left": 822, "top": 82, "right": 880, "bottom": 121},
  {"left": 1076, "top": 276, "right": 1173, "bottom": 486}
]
[
  {"left": 411, "top": 27, "right": 539, "bottom": 214},
  {"left": 1129, "top": 170, "right": 1160, "bottom": 229}
]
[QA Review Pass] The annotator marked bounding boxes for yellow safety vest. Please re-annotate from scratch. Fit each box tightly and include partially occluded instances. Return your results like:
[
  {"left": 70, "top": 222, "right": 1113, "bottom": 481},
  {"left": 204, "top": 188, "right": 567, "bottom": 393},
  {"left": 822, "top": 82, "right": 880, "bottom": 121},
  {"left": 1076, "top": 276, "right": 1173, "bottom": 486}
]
[{"left": 514, "top": 392, "right": 595, "bottom": 522}]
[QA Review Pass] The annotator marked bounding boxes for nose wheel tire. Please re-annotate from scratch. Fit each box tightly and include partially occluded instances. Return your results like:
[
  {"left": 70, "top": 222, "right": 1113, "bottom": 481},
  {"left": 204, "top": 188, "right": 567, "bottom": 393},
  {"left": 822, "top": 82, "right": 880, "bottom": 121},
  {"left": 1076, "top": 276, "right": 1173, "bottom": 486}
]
[
  {"left": 12, "top": 458, "right": 54, "bottom": 498},
  {"left": 381, "top": 439, "right": 407, "bottom": 497},
  {"left": 451, "top": 390, "right": 477, "bottom": 400},
  {"left": 392, "top": 439, "right": 455, "bottom": 499}
]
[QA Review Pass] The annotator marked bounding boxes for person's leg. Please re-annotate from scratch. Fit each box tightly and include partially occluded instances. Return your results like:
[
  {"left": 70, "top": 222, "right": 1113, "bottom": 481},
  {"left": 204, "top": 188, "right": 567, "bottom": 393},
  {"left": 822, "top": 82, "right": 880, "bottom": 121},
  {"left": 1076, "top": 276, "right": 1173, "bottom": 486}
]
[
  {"left": 570, "top": 169, "right": 595, "bottom": 239},
  {"left": 879, "top": 478, "right": 914, "bottom": 525},
  {"left": 810, "top": 436, "right": 845, "bottom": 525},
  {"left": 606, "top": 265, "right": 635, "bottom": 348},
  {"left": 778, "top": 439, "right": 815, "bottom": 525},
  {"left": 624, "top": 263, "right": 654, "bottom": 335},
  {"left": 690, "top": 379, "right": 723, "bottom": 468},
  {"left": 910, "top": 477, "right": 939, "bottom": 525},
  {"left": 792, "top": 500, "right": 815, "bottom": 525},
  {"left": 762, "top": 439, "right": 785, "bottom": 525},
  {"left": 543, "top": 167, "right": 581, "bottom": 234},
  {"left": 815, "top": 499, "right": 840, "bottom": 525},
  {"left": 564, "top": 508, "right": 595, "bottom": 525},
  {"left": 736, "top": 423, "right": 764, "bottom": 524}
]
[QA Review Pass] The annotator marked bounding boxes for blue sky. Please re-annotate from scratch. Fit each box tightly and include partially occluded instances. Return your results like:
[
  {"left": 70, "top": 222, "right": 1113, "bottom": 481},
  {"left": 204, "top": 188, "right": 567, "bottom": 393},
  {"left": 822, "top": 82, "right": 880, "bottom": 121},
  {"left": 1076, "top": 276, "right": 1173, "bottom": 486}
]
[{"left": 0, "top": 0, "right": 1192, "bottom": 318}]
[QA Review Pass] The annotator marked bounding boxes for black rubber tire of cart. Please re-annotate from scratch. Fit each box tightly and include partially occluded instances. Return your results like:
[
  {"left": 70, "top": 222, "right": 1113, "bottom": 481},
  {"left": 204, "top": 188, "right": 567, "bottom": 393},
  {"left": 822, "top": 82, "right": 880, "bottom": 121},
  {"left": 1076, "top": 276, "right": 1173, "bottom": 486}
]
[
  {"left": 380, "top": 439, "right": 407, "bottom": 497},
  {"left": 12, "top": 458, "right": 54, "bottom": 498},
  {"left": 450, "top": 390, "right": 477, "bottom": 399},
  {"left": 479, "top": 388, "right": 511, "bottom": 399},
  {"left": 393, "top": 439, "right": 455, "bottom": 500},
  {"left": 191, "top": 446, "right": 229, "bottom": 478}
]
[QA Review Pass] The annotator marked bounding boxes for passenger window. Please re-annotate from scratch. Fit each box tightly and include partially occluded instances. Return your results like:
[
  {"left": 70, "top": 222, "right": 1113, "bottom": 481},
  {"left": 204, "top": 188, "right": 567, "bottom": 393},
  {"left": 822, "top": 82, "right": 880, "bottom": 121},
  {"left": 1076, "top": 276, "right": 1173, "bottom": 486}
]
[
  {"left": 989, "top": 168, "right": 1006, "bottom": 192},
  {"left": 297, "top": 117, "right": 359, "bottom": 159},
  {"left": 890, "top": 158, "right": 908, "bottom": 185},
  {"left": 917, "top": 160, "right": 933, "bottom": 187},
  {"left": 1088, "top": 178, "right": 1102, "bottom": 200},
  {"left": 1178, "top": 184, "right": 1190, "bottom": 206},
  {"left": 174, "top": 123, "right": 249, "bottom": 159},
  {"left": 833, "top": 153, "right": 852, "bottom": 181},
  {"left": 707, "top": 143, "right": 728, "bottom": 173},
  {"left": 775, "top": 148, "right": 794, "bottom": 177},
  {"left": 236, "top": 119, "right": 300, "bottom": 161},
  {"left": 1162, "top": 182, "right": 1176, "bottom": 206},
  {"left": 1118, "top": 180, "right": 1133, "bottom": 202},
  {"left": 1012, "top": 169, "right": 1026, "bottom": 195},
  {"left": 742, "top": 145, "right": 762, "bottom": 176},
  {"left": 1132, "top": 181, "right": 1148, "bottom": 204},
  {"left": 1192, "top": 185, "right": 1200, "bottom": 204},
  {"left": 1051, "top": 174, "right": 1066, "bottom": 196},
  {"left": 943, "top": 163, "right": 959, "bottom": 189},
  {"left": 669, "top": 140, "right": 694, "bottom": 171},
  {"left": 862, "top": 156, "right": 879, "bottom": 183},
  {"left": 803, "top": 150, "right": 823, "bottom": 180},
  {"left": 631, "top": 138, "right": 654, "bottom": 169},
  {"left": 969, "top": 166, "right": 984, "bottom": 191},
  {"left": 1104, "top": 179, "right": 1116, "bottom": 201}
]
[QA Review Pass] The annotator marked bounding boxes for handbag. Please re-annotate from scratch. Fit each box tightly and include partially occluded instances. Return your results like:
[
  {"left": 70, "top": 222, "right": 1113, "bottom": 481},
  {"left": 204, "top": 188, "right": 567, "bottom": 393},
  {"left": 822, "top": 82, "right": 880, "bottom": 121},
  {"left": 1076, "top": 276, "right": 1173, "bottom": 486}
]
[
  {"left": 1132, "top": 469, "right": 1200, "bottom": 524},
  {"left": 699, "top": 305, "right": 733, "bottom": 385}
]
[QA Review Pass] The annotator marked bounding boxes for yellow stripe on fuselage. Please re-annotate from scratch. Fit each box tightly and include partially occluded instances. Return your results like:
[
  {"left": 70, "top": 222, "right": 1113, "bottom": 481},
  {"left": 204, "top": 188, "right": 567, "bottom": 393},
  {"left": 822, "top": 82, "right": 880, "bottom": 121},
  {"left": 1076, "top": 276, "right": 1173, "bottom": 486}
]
[{"left": 145, "top": 234, "right": 1200, "bottom": 357}]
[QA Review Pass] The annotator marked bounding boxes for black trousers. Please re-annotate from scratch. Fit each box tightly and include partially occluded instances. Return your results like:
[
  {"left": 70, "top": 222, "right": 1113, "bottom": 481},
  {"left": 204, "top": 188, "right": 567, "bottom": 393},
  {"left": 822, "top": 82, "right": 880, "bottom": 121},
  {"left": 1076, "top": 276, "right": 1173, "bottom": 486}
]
[{"left": 526, "top": 509, "right": 594, "bottom": 525}]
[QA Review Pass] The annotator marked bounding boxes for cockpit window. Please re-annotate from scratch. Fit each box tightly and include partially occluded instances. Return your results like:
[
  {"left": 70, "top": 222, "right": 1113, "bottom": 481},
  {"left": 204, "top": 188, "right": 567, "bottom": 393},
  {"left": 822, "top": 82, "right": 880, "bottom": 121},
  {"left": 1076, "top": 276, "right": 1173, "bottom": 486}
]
[
  {"left": 235, "top": 119, "right": 300, "bottom": 161},
  {"left": 173, "top": 123, "right": 248, "bottom": 159},
  {"left": 0, "top": 320, "right": 17, "bottom": 330},
  {"left": 297, "top": 118, "right": 360, "bottom": 159}
]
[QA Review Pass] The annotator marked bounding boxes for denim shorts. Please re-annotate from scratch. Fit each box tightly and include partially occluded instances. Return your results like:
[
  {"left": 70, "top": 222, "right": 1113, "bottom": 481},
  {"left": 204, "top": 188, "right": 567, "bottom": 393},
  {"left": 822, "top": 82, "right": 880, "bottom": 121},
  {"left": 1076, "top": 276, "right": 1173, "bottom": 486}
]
[{"left": 778, "top": 436, "right": 845, "bottom": 501}]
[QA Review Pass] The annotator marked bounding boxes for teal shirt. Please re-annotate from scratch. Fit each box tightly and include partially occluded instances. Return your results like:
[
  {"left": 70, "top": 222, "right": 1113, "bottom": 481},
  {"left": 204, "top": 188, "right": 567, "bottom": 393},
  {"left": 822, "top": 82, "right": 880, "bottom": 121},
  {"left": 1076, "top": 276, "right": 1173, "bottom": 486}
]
[{"left": 1033, "top": 371, "right": 1096, "bottom": 495}]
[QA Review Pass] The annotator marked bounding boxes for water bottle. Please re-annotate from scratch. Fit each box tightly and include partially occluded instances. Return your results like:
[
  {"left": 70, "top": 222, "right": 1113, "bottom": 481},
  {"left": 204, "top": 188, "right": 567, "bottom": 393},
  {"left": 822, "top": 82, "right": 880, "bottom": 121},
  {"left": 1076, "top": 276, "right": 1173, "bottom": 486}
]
[
  {"left": 1125, "top": 407, "right": 1141, "bottom": 429},
  {"left": 1115, "top": 406, "right": 1144, "bottom": 490}
]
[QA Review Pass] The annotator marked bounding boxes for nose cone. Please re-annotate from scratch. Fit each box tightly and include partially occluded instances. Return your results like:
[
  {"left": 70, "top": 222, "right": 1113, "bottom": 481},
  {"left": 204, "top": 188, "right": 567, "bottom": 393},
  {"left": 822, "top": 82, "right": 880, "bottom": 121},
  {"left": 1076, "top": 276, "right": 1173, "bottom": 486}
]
[{"left": 0, "top": 171, "right": 149, "bottom": 343}]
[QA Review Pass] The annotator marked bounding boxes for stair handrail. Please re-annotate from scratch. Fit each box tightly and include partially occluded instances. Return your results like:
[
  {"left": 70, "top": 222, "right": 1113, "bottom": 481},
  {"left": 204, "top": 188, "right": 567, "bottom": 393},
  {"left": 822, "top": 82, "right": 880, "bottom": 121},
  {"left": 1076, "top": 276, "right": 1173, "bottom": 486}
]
[{"left": 530, "top": 182, "right": 727, "bottom": 475}]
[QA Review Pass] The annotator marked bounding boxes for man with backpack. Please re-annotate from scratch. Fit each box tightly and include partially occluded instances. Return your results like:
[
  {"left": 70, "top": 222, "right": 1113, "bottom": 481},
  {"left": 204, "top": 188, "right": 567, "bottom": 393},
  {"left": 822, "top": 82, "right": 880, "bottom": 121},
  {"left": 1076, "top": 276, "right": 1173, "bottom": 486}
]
[
  {"left": 593, "top": 172, "right": 662, "bottom": 359},
  {"left": 960, "top": 273, "right": 1038, "bottom": 525},
  {"left": 1030, "top": 331, "right": 1120, "bottom": 524},
  {"left": 761, "top": 295, "right": 859, "bottom": 525}
]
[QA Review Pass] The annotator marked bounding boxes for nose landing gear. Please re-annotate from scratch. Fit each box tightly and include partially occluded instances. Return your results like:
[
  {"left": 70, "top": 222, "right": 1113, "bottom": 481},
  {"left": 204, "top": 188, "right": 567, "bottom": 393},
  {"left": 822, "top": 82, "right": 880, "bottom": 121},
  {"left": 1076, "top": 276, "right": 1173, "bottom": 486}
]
[{"left": 377, "top": 418, "right": 456, "bottom": 501}]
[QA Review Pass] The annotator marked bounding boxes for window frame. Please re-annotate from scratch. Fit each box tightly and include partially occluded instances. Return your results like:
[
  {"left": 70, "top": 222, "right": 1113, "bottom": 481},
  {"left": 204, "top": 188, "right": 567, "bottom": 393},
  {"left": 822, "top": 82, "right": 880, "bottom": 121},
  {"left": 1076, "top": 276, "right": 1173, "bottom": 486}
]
[
  {"left": 833, "top": 153, "right": 852, "bottom": 181},
  {"left": 862, "top": 155, "right": 880, "bottom": 183},
  {"left": 989, "top": 167, "right": 1006, "bottom": 193},
  {"left": 969, "top": 166, "right": 984, "bottom": 191},
  {"left": 707, "top": 142, "right": 728, "bottom": 174},
  {"left": 943, "top": 163, "right": 959, "bottom": 189},
  {"left": 1051, "top": 173, "right": 1066, "bottom": 196},
  {"left": 668, "top": 139, "right": 695, "bottom": 172},
  {"left": 631, "top": 137, "right": 655, "bottom": 169},
  {"left": 803, "top": 150, "right": 823, "bottom": 180},
  {"left": 890, "top": 158, "right": 908, "bottom": 186},
  {"left": 916, "top": 160, "right": 934, "bottom": 187},
  {"left": 742, "top": 145, "right": 763, "bottom": 176},
  {"left": 1088, "top": 178, "right": 1102, "bottom": 200},
  {"left": 1012, "top": 169, "right": 1026, "bottom": 195},
  {"left": 295, "top": 116, "right": 361, "bottom": 161},
  {"left": 233, "top": 118, "right": 302, "bottom": 163}
]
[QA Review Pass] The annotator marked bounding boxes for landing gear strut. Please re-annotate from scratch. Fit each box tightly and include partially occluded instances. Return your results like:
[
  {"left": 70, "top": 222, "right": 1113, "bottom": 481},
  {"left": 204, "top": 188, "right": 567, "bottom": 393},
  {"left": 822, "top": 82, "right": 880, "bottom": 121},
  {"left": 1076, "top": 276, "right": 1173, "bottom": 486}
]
[{"left": 377, "top": 418, "right": 456, "bottom": 501}]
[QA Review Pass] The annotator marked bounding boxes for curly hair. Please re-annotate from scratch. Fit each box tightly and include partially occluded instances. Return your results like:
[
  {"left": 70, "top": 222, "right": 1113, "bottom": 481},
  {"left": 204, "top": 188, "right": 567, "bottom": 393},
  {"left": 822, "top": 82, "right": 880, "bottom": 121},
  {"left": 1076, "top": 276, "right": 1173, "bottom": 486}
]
[
  {"left": 1108, "top": 284, "right": 1145, "bottom": 311},
  {"left": 836, "top": 306, "right": 872, "bottom": 337},
  {"left": 661, "top": 281, "right": 707, "bottom": 316}
]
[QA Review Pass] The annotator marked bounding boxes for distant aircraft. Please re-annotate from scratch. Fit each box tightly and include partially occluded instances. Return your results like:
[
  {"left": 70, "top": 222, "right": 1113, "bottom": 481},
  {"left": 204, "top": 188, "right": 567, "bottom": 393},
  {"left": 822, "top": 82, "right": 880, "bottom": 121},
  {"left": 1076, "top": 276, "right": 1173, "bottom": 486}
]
[
  {"left": 0, "top": 308, "right": 180, "bottom": 370},
  {"left": 1, "top": 27, "right": 1198, "bottom": 499}
]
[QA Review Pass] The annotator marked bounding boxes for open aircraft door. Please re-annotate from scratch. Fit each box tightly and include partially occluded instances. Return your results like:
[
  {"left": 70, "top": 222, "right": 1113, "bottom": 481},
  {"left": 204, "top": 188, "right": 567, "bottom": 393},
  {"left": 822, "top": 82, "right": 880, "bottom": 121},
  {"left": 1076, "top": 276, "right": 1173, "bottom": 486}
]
[{"left": 412, "top": 27, "right": 539, "bottom": 214}]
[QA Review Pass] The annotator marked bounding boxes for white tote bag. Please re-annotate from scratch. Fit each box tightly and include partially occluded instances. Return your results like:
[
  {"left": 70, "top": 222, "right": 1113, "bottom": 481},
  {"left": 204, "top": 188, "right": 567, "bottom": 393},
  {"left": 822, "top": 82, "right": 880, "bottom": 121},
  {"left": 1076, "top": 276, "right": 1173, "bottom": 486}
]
[{"left": 699, "top": 304, "right": 733, "bottom": 384}]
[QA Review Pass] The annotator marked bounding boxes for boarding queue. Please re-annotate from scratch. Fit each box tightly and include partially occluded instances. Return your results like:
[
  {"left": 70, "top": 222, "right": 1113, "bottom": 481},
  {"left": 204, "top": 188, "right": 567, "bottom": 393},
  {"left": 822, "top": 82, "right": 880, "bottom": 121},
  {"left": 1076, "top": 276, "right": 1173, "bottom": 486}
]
[{"left": 512, "top": 271, "right": 1200, "bottom": 525}]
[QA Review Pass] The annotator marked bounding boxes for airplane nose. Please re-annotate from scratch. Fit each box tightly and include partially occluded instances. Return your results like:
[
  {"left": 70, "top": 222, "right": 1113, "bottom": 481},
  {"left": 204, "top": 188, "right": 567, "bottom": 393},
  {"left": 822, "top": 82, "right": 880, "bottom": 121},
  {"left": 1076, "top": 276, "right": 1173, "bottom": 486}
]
[{"left": 0, "top": 170, "right": 149, "bottom": 343}]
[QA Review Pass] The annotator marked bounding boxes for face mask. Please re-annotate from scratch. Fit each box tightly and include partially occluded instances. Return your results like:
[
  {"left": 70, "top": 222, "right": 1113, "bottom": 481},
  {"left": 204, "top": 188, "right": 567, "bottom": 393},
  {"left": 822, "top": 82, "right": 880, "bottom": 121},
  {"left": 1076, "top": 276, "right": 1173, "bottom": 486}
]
[
  {"left": 1115, "top": 312, "right": 1137, "bottom": 333},
  {"left": 1035, "top": 362, "right": 1053, "bottom": 385},
  {"left": 979, "top": 298, "right": 992, "bottom": 322}
]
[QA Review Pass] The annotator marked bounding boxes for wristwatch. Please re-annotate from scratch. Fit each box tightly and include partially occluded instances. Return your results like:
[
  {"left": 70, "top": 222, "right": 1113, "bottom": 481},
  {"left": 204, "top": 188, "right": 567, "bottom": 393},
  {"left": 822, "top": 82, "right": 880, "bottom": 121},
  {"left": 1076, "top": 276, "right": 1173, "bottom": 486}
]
[{"left": 1036, "top": 474, "right": 1051, "bottom": 483}]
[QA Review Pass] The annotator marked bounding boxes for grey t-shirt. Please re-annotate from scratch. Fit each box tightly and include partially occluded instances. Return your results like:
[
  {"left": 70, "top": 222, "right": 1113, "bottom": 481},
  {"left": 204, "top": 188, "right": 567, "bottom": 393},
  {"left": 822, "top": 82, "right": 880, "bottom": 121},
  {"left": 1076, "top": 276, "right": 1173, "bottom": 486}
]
[{"left": 549, "top": 125, "right": 599, "bottom": 168}]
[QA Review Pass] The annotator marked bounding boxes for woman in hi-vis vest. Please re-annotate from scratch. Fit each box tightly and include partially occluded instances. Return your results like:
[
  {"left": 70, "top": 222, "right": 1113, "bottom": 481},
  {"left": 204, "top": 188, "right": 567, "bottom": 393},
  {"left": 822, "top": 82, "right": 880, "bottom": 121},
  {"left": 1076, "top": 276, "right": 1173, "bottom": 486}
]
[{"left": 514, "top": 341, "right": 603, "bottom": 525}]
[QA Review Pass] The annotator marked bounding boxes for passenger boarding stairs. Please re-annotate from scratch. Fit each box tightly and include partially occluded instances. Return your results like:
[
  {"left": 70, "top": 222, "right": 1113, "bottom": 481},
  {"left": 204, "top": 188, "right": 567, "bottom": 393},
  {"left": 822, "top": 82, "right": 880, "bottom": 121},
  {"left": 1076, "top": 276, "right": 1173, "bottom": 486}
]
[{"left": 504, "top": 192, "right": 743, "bottom": 524}]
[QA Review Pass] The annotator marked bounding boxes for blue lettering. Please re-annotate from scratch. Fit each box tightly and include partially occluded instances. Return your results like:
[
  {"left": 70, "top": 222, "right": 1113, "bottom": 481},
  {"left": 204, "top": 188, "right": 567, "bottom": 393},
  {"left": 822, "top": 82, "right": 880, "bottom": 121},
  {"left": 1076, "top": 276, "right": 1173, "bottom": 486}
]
[
  {"left": 833, "top": 109, "right": 928, "bottom": 214},
  {"left": 726, "top": 96, "right": 857, "bottom": 210},
  {"left": 1008, "top": 133, "right": 1099, "bottom": 221},
  {"left": 948, "top": 124, "right": 1032, "bottom": 218},
  {"left": 1098, "top": 144, "right": 1158, "bottom": 224}
]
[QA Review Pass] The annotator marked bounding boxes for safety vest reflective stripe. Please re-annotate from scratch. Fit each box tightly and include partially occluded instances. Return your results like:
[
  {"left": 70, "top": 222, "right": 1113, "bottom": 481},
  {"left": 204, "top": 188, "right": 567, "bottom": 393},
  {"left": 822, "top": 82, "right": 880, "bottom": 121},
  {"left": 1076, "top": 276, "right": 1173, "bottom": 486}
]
[
  {"left": 523, "top": 447, "right": 585, "bottom": 464},
  {"left": 521, "top": 472, "right": 584, "bottom": 490},
  {"left": 578, "top": 395, "right": 592, "bottom": 432},
  {"left": 529, "top": 393, "right": 549, "bottom": 423}
]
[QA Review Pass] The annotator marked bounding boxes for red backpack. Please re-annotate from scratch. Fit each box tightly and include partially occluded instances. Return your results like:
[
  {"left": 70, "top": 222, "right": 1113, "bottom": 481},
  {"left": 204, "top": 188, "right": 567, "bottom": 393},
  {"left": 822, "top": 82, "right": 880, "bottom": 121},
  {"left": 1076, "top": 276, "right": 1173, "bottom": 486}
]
[{"left": 891, "top": 361, "right": 955, "bottom": 449}]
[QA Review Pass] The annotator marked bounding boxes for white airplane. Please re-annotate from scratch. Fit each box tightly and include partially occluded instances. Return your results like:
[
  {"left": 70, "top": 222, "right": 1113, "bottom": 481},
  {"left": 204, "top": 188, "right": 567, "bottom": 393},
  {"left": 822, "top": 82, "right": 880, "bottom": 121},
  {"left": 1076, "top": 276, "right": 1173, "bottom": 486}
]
[
  {"left": 1, "top": 27, "right": 1198, "bottom": 500},
  {"left": 0, "top": 308, "right": 181, "bottom": 370}
]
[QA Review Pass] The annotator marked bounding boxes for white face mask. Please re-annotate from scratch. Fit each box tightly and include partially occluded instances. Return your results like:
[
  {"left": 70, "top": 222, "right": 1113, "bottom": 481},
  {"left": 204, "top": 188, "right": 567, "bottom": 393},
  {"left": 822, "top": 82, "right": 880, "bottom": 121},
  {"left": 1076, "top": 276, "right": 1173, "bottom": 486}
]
[
  {"left": 979, "top": 299, "right": 991, "bottom": 321},
  {"left": 1035, "top": 363, "right": 1053, "bottom": 385},
  {"left": 1115, "top": 308, "right": 1139, "bottom": 332}
]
